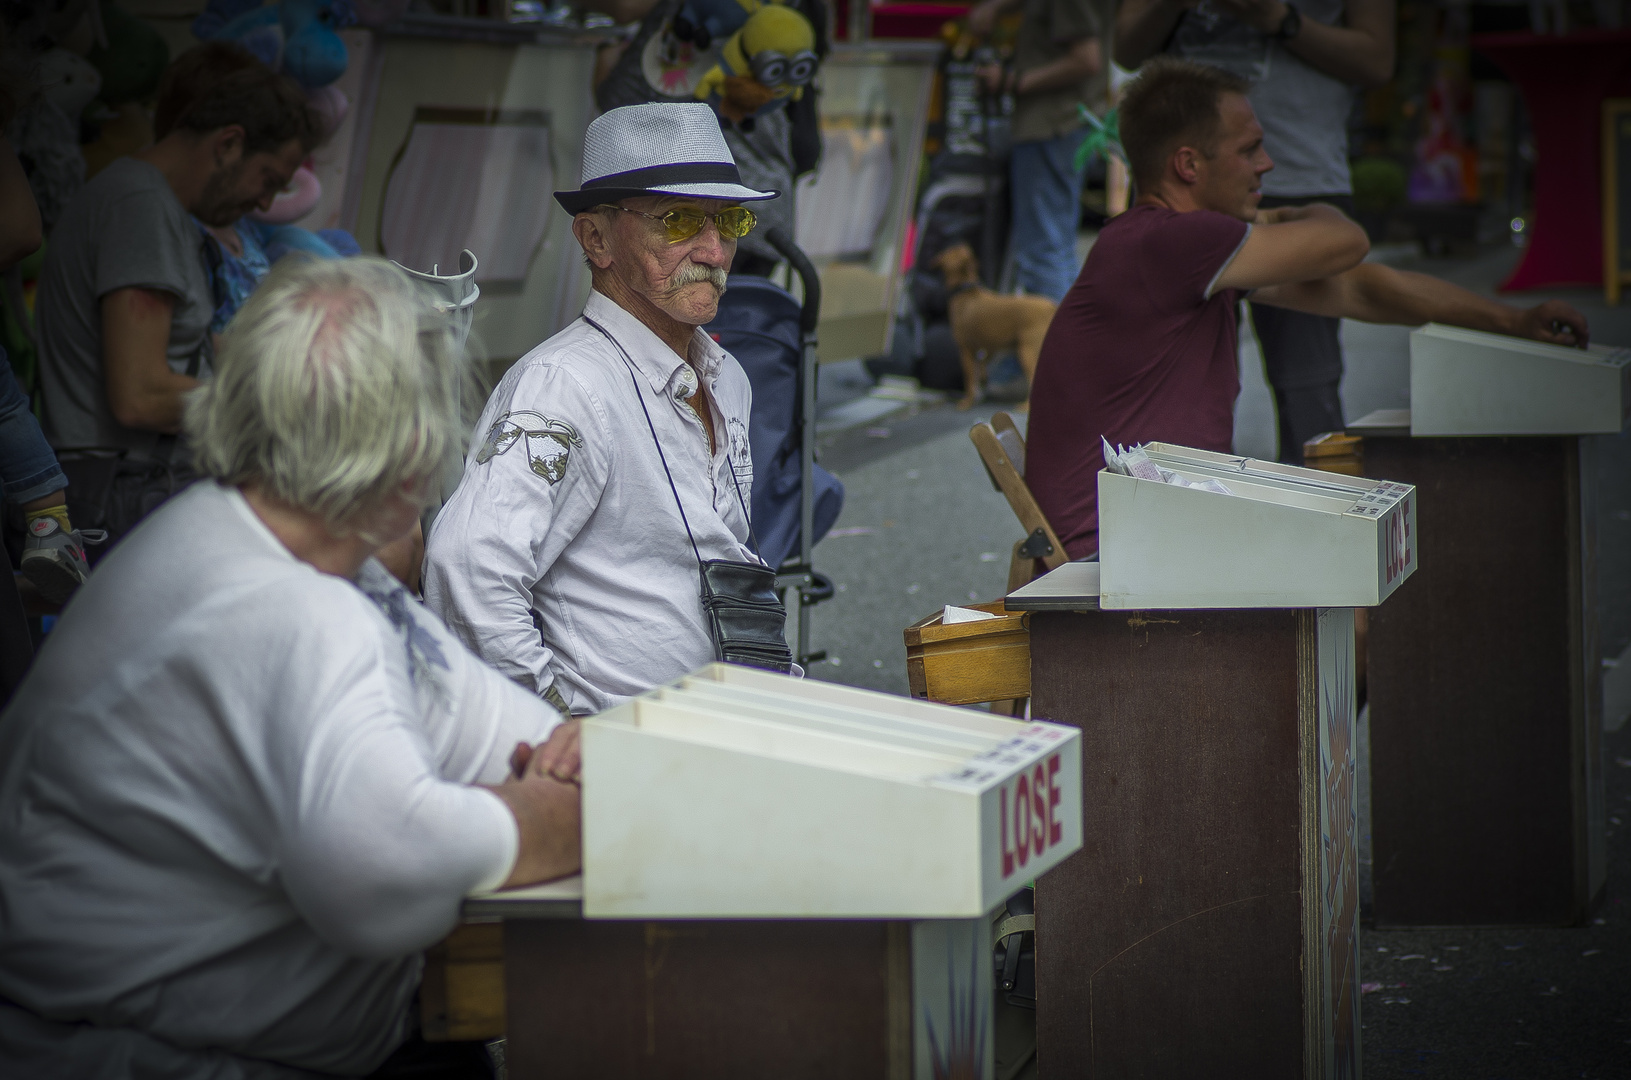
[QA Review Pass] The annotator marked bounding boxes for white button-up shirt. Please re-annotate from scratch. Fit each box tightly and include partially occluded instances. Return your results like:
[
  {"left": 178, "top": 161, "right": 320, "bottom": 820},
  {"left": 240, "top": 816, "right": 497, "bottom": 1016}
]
[{"left": 424, "top": 290, "right": 760, "bottom": 714}]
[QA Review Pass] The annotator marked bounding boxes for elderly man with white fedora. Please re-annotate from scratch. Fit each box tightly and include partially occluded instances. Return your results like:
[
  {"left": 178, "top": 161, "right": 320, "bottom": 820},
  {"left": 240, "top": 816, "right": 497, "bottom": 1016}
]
[{"left": 425, "top": 101, "right": 794, "bottom": 716}]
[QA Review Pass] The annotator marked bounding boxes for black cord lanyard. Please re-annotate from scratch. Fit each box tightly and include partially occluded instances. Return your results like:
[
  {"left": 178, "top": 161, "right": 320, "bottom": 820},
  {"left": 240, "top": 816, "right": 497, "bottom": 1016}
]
[{"left": 583, "top": 315, "right": 765, "bottom": 565}]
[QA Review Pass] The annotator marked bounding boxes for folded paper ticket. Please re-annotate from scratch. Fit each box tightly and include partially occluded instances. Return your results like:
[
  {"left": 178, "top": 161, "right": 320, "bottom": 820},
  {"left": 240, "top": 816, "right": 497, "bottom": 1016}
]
[{"left": 1102, "top": 437, "right": 1232, "bottom": 495}]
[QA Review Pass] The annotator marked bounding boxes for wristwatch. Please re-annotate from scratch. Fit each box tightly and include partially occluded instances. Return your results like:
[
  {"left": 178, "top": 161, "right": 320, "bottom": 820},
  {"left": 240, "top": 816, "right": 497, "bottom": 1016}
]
[{"left": 1273, "top": 3, "right": 1302, "bottom": 41}]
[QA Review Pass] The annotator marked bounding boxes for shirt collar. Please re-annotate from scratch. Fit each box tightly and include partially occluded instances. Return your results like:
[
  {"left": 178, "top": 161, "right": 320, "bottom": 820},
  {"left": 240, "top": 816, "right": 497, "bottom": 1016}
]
[{"left": 583, "top": 290, "right": 725, "bottom": 397}]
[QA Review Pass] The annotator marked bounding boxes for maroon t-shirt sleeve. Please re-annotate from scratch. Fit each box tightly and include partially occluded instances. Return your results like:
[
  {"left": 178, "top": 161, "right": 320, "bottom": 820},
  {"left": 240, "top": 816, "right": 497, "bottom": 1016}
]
[{"left": 1140, "top": 209, "right": 1251, "bottom": 309}]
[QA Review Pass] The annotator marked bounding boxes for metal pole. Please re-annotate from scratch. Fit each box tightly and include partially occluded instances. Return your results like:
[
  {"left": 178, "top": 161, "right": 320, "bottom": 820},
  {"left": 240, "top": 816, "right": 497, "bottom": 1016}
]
[{"left": 766, "top": 227, "right": 823, "bottom": 665}]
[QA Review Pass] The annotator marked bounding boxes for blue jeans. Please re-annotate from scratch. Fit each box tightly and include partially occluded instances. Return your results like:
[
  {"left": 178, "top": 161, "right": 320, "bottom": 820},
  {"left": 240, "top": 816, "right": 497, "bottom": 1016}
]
[
  {"left": 1009, "top": 128, "right": 1090, "bottom": 303},
  {"left": 0, "top": 357, "right": 67, "bottom": 505}
]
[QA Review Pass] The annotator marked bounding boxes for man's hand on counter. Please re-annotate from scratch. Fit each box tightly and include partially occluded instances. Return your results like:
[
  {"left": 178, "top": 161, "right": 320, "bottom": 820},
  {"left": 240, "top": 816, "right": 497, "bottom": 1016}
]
[
  {"left": 1504, "top": 299, "right": 1590, "bottom": 349},
  {"left": 490, "top": 721, "right": 584, "bottom": 888}
]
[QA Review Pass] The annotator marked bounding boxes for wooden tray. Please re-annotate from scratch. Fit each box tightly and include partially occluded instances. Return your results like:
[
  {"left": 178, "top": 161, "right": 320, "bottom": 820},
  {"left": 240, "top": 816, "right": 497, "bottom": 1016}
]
[{"left": 904, "top": 600, "right": 1031, "bottom": 705}]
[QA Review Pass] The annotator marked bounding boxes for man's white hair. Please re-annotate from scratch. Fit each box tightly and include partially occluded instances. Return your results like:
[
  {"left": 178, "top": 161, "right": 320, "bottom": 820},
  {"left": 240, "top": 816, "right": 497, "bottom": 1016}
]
[{"left": 185, "top": 256, "right": 464, "bottom": 536}]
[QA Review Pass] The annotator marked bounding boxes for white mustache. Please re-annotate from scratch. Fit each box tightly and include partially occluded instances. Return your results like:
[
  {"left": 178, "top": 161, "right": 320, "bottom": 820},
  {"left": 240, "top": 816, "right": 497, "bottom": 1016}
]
[{"left": 672, "top": 262, "right": 728, "bottom": 291}]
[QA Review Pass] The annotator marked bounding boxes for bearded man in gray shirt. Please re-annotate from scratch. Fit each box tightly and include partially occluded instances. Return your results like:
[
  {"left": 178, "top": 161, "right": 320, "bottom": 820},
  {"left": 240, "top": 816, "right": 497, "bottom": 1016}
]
[
  {"left": 35, "top": 55, "right": 316, "bottom": 472},
  {"left": 1117, "top": 0, "right": 1395, "bottom": 464}
]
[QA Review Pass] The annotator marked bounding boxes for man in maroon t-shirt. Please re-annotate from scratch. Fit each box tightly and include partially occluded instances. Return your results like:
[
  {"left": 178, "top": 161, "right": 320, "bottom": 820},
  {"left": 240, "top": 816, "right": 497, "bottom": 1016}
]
[{"left": 1025, "top": 59, "right": 1589, "bottom": 559}]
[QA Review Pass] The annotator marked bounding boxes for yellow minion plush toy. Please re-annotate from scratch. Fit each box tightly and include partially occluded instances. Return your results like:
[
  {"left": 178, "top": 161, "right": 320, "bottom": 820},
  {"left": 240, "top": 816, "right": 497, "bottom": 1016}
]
[{"left": 693, "top": 4, "right": 817, "bottom": 126}]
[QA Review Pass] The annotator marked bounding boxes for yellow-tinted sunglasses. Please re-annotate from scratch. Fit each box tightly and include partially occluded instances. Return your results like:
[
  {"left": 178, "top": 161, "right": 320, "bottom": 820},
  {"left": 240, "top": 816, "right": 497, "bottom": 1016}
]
[{"left": 597, "top": 203, "right": 757, "bottom": 243}]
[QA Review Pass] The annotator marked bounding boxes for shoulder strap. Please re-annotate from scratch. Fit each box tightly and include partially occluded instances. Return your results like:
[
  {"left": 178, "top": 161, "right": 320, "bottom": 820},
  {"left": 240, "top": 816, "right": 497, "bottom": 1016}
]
[
  {"left": 586, "top": 316, "right": 767, "bottom": 562},
  {"left": 585, "top": 316, "right": 704, "bottom": 567}
]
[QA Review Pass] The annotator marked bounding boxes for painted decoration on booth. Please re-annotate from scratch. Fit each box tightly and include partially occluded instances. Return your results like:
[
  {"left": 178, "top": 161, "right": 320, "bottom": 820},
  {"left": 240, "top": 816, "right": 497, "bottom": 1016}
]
[
  {"left": 912, "top": 918, "right": 993, "bottom": 1080},
  {"left": 1317, "top": 607, "right": 1360, "bottom": 1079}
]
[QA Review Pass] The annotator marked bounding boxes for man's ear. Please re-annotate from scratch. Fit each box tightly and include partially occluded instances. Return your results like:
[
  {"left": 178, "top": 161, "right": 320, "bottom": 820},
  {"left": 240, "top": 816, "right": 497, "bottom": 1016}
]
[
  {"left": 572, "top": 212, "right": 615, "bottom": 271},
  {"left": 1171, "top": 145, "right": 1203, "bottom": 186},
  {"left": 209, "top": 124, "right": 247, "bottom": 166}
]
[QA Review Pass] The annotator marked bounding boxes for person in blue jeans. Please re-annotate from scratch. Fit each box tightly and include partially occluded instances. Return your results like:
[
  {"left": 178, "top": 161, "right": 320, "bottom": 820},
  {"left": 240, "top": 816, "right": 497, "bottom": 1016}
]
[
  {"left": 0, "top": 356, "right": 89, "bottom": 602},
  {"left": 970, "top": 0, "right": 1107, "bottom": 302},
  {"left": 2, "top": 134, "right": 89, "bottom": 604}
]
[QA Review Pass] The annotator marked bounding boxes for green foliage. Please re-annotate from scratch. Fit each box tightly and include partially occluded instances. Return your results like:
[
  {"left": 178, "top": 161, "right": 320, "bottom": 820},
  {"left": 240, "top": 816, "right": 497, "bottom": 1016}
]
[{"left": 1074, "top": 105, "right": 1123, "bottom": 171}]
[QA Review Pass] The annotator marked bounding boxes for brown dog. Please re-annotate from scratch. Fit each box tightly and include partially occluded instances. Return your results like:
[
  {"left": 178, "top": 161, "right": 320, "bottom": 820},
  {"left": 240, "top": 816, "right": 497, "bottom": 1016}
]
[{"left": 932, "top": 242, "right": 1058, "bottom": 411}]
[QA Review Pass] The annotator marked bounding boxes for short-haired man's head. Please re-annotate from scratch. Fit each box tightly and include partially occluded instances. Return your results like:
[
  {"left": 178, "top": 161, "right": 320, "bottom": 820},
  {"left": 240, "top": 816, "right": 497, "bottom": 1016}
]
[
  {"left": 1119, "top": 58, "right": 1250, "bottom": 194},
  {"left": 158, "top": 44, "right": 322, "bottom": 156},
  {"left": 154, "top": 42, "right": 263, "bottom": 142},
  {"left": 185, "top": 257, "right": 465, "bottom": 540}
]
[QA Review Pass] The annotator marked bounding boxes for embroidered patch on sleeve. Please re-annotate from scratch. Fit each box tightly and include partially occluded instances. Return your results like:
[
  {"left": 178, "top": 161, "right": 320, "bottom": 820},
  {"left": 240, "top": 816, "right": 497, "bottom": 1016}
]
[
  {"left": 476, "top": 411, "right": 586, "bottom": 484},
  {"left": 727, "top": 416, "right": 753, "bottom": 488}
]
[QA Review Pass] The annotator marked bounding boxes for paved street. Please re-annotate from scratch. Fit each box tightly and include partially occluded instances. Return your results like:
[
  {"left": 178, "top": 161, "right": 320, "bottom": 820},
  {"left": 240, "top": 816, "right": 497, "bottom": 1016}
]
[{"left": 802, "top": 241, "right": 1631, "bottom": 1078}]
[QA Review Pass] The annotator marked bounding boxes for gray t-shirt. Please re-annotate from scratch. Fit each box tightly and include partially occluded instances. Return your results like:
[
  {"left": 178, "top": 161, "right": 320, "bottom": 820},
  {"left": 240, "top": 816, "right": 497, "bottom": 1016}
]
[
  {"left": 1170, "top": 0, "right": 1354, "bottom": 197},
  {"left": 36, "top": 157, "right": 214, "bottom": 461}
]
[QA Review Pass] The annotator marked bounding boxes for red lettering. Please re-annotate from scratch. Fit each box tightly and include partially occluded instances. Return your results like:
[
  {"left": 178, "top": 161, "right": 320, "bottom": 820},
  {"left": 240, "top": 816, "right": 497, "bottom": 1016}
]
[
  {"left": 1047, "top": 755, "right": 1063, "bottom": 845},
  {"left": 1001, "top": 784, "right": 1014, "bottom": 877},
  {"left": 1032, "top": 765, "right": 1047, "bottom": 857},
  {"left": 1015, "top": 775, "right": 1031, "bottom": 868},
  {"left": 1403, "top": 503, "right": 1412, "bottom": 567},
  {"left": 1384, "top": 510, "right": 1407, "bottom": 585}
]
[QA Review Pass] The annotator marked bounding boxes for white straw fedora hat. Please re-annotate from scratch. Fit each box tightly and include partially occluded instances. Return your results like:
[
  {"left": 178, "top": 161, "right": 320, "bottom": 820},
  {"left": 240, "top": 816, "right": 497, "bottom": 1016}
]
[{"left": 554, "top": 101, "right": 779, "bottom": 215}]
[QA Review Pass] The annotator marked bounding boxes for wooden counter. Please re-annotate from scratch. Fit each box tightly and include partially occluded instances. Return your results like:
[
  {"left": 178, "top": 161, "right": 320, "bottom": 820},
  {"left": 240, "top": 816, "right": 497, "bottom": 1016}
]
[
  {"left": 1009, "top": 571, "right": 1362, "bottom": 1078},
  {"left": 1350, "top": 409, "right": 1605, "bottom": 926}
]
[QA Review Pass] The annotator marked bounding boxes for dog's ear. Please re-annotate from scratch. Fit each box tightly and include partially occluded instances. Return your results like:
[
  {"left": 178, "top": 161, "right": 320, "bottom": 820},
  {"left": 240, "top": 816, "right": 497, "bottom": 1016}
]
[{"left": 938, "top": 243, "right": 976, "bottom": 283}]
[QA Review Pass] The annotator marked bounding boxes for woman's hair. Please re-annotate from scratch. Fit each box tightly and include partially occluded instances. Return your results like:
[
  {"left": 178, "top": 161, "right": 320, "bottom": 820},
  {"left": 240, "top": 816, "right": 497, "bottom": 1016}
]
[
  {"left": 1118, "top": 58, "right": 1251, "bottom": 194},
  {"left": 185, "top": 256, "right": 466, "bottom": 538}
]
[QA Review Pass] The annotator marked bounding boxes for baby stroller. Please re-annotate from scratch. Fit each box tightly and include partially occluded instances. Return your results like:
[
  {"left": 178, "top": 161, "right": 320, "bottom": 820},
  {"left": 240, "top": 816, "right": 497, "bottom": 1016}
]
[
  {"left": 705, "top": 228, "right": 843, "bottom": 665},
  {"left": 885, "top": 45, "right": 1014, "bottom": 392}
]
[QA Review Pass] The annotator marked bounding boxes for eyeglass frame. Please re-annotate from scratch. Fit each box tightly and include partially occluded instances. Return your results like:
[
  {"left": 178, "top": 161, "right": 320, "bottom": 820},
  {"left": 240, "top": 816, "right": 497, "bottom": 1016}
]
[{"left": 592, "top": 202, "right": 759, "bottom": 244}]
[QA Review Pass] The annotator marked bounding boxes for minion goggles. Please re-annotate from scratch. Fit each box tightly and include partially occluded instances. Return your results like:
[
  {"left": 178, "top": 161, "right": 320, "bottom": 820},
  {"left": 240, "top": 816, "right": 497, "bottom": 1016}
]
[{"left": 749, "top": 49, "right": 818, "bottom": 87}]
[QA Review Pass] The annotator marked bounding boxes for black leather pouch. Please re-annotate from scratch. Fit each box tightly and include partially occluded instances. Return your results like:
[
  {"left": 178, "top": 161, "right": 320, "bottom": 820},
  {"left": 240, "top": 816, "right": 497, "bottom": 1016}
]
[{"left": 699, "top": 559, "right": 793, "bottom": 672}]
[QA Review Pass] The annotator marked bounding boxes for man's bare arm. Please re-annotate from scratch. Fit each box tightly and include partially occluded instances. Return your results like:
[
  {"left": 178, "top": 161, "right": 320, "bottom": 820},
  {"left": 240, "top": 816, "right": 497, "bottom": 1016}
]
[
  {"left": 1254, "top": 262, "right": 1590, "bottom": 346},
  {"left": 1021, "top": 37, "right": 1103, "bottom": 94},
  {"left": 1211, "top": 203, "right": 1370, "bottom": 294},
  {"left": 1115, "top": 0, "right": 1188, "bottom": 69},
  {"left": 1118, "top": 0, "right": 1393, "bottom": 87},
  {"left": 978, "top": 36, "right": 1102, "bottom": 94},
  {"left": 102, "top": 288, "right": 202, "bottom": 433},
  {"left": 1208, "top": 0, "right": 1395, "bottom": 88}
]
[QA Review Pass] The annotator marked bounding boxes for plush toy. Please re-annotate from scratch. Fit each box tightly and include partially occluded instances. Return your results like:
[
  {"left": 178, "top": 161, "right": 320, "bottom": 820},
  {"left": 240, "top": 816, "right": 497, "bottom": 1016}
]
[
  {"left": 244, "top": 153, "right": 362, "bottom": 261},
  {"left": 670, "top": 0, "right": 762, "bottom": 51},
  {"left": 251, "top": 161, "right": 322, "bottom": 224},
  {"left": 693, "top": 4, "right": 816, "bottom": 126},
  {"left": 193, "top": 0, "right": 355, "bottom": 90}
]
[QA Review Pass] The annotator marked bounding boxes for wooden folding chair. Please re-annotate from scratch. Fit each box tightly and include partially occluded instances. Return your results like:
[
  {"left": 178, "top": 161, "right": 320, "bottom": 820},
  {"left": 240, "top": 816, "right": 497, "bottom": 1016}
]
[{"left": 970, "top": 412, "right": 1069, "bottom": 593}]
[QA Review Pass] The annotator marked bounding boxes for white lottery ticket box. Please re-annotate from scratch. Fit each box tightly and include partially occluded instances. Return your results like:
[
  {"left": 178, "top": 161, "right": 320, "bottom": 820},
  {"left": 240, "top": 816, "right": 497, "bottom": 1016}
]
[
  {"left": 580, "top": 663, "right": 1082, "bottom": 919},
  {"left": 1409, "top": 322, "right": 1631, "bottom": 436},
  {"left": 1096, "top": 442, "right": 1418, "bottom": 609},
  {"left": 458, "top": 664, "right": 1085, "bottom": 1080}
]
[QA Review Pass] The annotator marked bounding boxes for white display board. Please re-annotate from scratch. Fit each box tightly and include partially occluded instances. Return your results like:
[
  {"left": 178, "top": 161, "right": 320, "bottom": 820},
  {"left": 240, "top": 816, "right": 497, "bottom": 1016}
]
[
  {"left": 581, "top": 664, "right": 1082, "bottom": 918},
  {"left": 1097, "top": 443, "right": 1417, "bottom": 609},
  {"left": 1410, "top": 323, "right": 1631, "bottom": 436}
]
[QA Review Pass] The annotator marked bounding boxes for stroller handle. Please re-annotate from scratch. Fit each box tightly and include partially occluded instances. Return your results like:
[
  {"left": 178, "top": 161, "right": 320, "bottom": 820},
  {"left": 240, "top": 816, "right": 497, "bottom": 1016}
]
[{"left": 764, "top": 227, "right": 821, "bottom": 338}]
